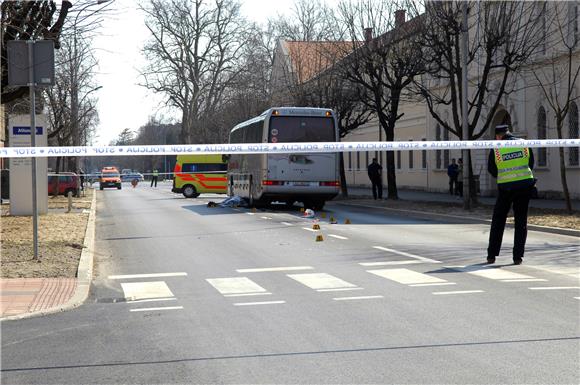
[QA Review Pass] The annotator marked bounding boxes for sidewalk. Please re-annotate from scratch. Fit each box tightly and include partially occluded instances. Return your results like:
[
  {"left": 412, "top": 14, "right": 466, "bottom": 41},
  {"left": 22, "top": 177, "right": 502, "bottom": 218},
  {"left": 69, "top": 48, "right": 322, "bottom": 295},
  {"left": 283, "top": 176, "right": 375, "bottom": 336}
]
[
  {"left": 344, "top": 187, "right": 579, "bottom": 211},
  {"left": 0, "top": 190, "right": 96, "bottom": 321}
]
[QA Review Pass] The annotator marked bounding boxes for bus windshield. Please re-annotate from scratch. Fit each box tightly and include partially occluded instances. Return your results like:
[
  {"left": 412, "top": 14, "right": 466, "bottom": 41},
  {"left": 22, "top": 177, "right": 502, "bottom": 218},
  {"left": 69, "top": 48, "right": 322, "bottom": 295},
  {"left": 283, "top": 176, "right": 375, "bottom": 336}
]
[{"left": 269, "top": 116, "right": 335, "bottom": 143}]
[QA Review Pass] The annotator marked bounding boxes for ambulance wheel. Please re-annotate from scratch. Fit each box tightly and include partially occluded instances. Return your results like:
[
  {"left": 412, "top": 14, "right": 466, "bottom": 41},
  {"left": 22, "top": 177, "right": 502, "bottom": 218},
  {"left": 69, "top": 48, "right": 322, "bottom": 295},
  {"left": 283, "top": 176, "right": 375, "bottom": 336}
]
[{"left": 183, "top": 185, "right": 199, "bottom": 198}]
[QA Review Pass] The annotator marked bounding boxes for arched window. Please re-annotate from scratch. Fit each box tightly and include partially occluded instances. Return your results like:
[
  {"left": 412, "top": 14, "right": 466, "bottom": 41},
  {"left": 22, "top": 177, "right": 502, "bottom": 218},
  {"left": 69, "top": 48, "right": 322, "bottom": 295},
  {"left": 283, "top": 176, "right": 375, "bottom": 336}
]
[
  {"left": 569, "top": 101, "right": 579, "bottom": 166},
  {"left": 537, "top": 106, "right": 547, "bottom": 167}
]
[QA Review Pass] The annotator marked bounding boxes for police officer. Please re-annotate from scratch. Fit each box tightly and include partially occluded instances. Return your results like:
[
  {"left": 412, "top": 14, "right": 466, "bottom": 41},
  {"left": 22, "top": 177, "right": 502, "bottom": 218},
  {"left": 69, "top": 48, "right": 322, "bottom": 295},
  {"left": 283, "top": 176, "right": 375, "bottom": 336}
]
[
  {"left": 486, "top": 124, "right": 535, "bottom": 265},
  {"left": 367, "top": 158, "right": 383, "bottom": 200},
  {"left": 150, "top": 169, "right": 159, "bottom": 188}
]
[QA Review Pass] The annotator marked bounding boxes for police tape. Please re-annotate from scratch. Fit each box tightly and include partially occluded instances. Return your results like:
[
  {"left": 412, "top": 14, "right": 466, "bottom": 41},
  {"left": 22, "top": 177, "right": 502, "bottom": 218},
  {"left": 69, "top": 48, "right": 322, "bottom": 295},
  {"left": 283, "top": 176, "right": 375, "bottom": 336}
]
[{"left": 1, "top": 139, "right": 579, "bottom": 158}]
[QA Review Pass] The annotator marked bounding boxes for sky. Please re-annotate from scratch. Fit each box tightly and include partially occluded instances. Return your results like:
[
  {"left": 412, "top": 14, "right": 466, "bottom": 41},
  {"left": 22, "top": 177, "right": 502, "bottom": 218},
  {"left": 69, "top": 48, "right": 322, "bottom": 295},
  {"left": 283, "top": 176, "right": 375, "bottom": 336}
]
[{"left": 91, "top": 0, "right": 293, "bottom": 145}]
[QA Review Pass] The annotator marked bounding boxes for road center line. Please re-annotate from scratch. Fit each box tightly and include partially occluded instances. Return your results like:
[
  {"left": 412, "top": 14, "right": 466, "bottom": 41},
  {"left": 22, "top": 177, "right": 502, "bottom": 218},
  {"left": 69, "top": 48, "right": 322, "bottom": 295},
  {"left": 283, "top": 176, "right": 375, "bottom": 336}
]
[
  {"left": 108, "top": 272, "right": 187, "bottom": 280},
  {"left": 130, "top": 306, "right": 183, "bottom": 312},
  {"left": 333, "top": 295, "right": 384, "bottom": 301},
  {"left": 372, "top": 246, "right": 441, "bottom": 263},
  {"left": 528, "top": 287, "right": 580, "bottom": 290},
  {"left": 409, "top": 282, "right": 457, "bottom": 287},
  {"left": 224, "top": 292, "right": 272, "bottom": 297},
  {"left": 500, "top": 278, "right": 548, "bottom": 282},
  {"left": 236, "top": 266, "right": 314, "bottom": 273},
  {"left": 317, "top": 287, "right": 364, "bottom": 292},
  {"left": 233, "top": 301, "right": 286, "bottom": 306},
  {"left": 281, "top": 222, "right": 293, "bottom": 226},
  {"left": 359, "top": 260, "right": 423, "bottom": 267},
  {"left": 432, "top": 290, "right": 485, "bottom": 295},
  {"left": 328, "top": 234, "right": 348, "bottom": 240},
  {"left": 302, "top": 227, "right": 318, "bottom": 232}
]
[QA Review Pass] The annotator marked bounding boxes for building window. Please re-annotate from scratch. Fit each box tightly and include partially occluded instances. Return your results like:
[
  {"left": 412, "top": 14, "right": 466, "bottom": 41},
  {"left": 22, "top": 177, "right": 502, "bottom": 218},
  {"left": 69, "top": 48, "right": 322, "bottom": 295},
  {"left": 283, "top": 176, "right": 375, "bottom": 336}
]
[
  {"left": 537, "top": 106, "right": 547, "bottom": 167},
  {"left": 569, "top": 101, "right": 579, "bottom": 166},
  {"left": 397, "top": 151, "right": 401, "bottom": 169},
  {"left": 356, "top": 152, "right": 360, "bottom": 170},
  {"left": 408, "top": 139, "right": 414, "bottom": 169},
  {"left": 347, "top": 152, "right": 352, "bottom": 170},
  {"left": 421, "top": 138, "right": 427, "bottom": 169},
  {"left": 366, "top": 151, "right": 369, "bottom": 168}
]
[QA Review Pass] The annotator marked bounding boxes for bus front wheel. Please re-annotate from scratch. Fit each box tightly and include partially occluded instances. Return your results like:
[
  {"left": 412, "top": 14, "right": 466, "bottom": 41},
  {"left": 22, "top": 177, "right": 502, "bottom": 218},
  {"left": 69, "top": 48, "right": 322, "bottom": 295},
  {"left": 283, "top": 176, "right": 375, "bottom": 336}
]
[{"left": 183, "top": 185, "right": 199, "bottom": 198}]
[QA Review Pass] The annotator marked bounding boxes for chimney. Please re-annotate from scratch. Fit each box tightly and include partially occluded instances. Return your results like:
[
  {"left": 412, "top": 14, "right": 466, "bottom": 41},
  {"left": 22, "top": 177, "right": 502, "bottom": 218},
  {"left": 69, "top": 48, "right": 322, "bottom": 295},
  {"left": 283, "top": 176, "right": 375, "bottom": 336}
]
[
  {"left": 364, "top": 27, "right": 373, "bottom": 43},
  {"left": 395, "top": 9, "right": 406, "bottom": 28}
]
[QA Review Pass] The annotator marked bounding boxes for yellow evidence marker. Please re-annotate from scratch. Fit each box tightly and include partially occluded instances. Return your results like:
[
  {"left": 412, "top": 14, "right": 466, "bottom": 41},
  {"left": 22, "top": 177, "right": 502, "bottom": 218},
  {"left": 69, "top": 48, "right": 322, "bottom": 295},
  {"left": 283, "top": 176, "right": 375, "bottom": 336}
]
[{"left": 315, "top": 234, "right": 324, "bottom": 242}]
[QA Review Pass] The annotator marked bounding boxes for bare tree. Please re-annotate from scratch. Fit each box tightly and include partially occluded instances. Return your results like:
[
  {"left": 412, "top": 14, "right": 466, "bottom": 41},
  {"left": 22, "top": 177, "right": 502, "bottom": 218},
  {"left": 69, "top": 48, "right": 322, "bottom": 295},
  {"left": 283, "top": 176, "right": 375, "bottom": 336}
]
[
  {"left": 43, "top": 1, "right": 105, "bottom": 172},
  {"left": 271, "top": 0, "right": 341, "bottom": 42},
  {"left": 140, "top": 0, "right": 248, "bottom": 144},
  {"left": 530, "top": 3, "right": 580, "bottom": 213},
  {"left": 338, "top": 0, "right": 424, "bottom": 199},
  {"left": 413, "top": 1, "right": 545, "bottom": 207},
  {"left": 1, "top": 0, "right": 72, "bottom": 104}
]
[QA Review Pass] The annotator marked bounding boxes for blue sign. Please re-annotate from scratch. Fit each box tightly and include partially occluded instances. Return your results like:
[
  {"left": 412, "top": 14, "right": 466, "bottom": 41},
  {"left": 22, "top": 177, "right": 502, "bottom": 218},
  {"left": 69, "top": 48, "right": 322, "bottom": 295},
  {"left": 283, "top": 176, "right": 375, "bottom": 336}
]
[{"left": 12, "top": 126, "right": 43, "bottom": 135}]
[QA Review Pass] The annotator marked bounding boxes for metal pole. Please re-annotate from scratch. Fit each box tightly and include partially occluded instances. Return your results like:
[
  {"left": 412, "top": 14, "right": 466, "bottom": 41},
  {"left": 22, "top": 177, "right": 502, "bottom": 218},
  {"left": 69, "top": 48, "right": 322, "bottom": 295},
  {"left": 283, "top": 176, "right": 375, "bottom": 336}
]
[
  {"left": 461, "top": 2, "right": 471, "bottom": 210},
  {"left": 28, "top": 40, "right": 39, "bottom": 260}
]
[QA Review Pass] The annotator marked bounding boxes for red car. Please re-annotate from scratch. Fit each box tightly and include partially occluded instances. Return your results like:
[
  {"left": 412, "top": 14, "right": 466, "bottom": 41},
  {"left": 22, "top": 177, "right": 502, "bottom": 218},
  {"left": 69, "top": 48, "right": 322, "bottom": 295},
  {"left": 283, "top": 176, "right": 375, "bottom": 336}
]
[{"left": 48, "top": 173, "right": 80, "bottom": 197}]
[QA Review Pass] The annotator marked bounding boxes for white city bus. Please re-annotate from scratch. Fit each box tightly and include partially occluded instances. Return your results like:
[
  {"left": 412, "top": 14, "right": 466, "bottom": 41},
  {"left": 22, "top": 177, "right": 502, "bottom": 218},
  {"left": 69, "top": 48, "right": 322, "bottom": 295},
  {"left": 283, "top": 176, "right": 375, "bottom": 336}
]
[{"left": 228, "top": 107, "right": 340, "bottom": 210}]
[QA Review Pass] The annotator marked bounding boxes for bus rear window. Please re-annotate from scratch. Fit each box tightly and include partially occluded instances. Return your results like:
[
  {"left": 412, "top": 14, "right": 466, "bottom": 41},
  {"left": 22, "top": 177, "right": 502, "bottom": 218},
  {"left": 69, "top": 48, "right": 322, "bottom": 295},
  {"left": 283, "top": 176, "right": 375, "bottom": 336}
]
[
  {"left": 269, "top": 116, "right": 335, "bottom": 143},
  {"left": 182, "top": 163, "right": 227, "bottom": 173}
]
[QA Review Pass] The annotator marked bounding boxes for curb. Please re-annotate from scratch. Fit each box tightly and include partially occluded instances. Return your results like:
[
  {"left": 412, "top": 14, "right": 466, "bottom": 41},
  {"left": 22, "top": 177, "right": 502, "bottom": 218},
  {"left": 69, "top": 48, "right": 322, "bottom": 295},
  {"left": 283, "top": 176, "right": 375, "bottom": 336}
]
[
  {"left": 336, "top": 201, "right": 580, "bottom": 238},
  {"left": 1, "top": 190, "right": 97, "bottom": 322}
]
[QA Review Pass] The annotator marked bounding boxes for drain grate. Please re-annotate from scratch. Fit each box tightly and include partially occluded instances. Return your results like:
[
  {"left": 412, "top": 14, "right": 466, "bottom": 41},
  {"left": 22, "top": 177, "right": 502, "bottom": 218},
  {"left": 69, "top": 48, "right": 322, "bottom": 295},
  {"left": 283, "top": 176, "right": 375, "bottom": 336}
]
[{"left": 96, "top": 297, "right": 127, "bottom": 303}]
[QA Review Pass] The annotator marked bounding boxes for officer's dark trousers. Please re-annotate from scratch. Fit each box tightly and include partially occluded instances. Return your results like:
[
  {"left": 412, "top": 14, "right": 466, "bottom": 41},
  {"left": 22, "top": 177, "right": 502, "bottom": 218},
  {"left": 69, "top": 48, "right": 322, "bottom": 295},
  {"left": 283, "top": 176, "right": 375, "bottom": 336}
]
[
  {"left": 151, "top": 176, "right": 158, "bottom": 187},
  {"left": 487, "top": 187, "right": 532, "bottom": 259},
  {"left": 370, "top": 177, "right": 382, "bottom": 199}
]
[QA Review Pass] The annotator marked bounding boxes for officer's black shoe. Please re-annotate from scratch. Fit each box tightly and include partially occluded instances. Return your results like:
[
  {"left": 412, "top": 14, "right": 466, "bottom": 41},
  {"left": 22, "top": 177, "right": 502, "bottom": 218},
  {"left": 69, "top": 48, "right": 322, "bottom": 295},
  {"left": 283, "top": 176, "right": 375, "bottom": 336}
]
[
  {"left": 513, "top": 257, "right": 523, "bottom": 265},
  {"left": 486, "top": 256, "right": 496, "bottom": 264}
]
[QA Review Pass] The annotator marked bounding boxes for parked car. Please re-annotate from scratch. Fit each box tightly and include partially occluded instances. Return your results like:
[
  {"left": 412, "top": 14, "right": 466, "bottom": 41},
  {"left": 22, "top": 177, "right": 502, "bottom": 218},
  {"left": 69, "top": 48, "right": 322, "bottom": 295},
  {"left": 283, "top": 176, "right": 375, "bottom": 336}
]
[
  {"left": 48, "top": 172, "right": 80, "bottom": 197},
  {"left": 100, "top": 167, "right": 122, "bottom": 190},
  {"left": 121, "top": 172, "right": 144, "bottom": 182}
]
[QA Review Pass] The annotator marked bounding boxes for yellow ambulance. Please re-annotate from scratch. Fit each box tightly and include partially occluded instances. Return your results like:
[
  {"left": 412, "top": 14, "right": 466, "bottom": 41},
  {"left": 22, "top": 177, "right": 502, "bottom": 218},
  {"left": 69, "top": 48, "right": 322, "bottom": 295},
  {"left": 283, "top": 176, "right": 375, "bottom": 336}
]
[{"left": 172, "top": 154, "right": 228, "bottom": 198}]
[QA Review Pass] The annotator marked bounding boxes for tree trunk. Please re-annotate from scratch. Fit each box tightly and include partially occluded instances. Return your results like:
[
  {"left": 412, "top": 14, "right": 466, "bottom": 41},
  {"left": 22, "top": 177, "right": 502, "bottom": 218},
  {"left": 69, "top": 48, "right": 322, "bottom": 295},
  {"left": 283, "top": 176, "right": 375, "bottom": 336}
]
[
  {"left": 554, "top": 119, "right": 573, "bottom": 213},
  {"left": 558, "top": 147, "right": 573, "bottom": 213},
  {"left": 339, "top": 152, "right": 348, "bottom": 198},
  {"left": 385, "top": 151, "right": 398, "bottom": 199}
]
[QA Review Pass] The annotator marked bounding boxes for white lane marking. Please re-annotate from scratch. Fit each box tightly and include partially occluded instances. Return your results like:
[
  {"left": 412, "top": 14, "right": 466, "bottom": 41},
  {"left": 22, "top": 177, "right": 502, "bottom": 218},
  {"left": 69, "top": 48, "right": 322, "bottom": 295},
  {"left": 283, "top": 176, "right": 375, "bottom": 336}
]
[
  {"left": 574, "top": 297, "right": 580, "bottom": 300},
  {"left": 126, "top": 297, "right": 177, "bottom": 303},
  {"left": 287, "top": 273, "right": 357, "bottom": 290},
  {"left": 333, "top": 295, "right": 384, "bottom": 301},
  {"left": 433, "top": 290, "right": 485, "bottom": 295},
  {"left": 368, "top": 268, "right": 448, "bottom": 285},
  {"left": 449, "top": 266, "right": 536, "bottom": 281},
  {"left": 373, "top": 246, "right": 441, "bottom": 263},
  {"left": 234, "top": 301, "right": 286, "bottom": 306},
  {"left": 328, "top": 234, "right": 348, "bottom": 240},
  {"left": 501, "top": 278, "right": 548, "bottom": 282},
  {"left": 206, "top": 277, "right": 268, "bottom": 295},
  {"left": 359, "top": 261, "right": 423, "bottom": 267},
  {"left": 527, "top": 265, "right": 580, "bottom": 279},
  {"left": 281, "top": 222, "right": 293, "bottom": 226},
  {"left": 108, "top": 272, "right": 187, "bottom": 280},
  {"left": 224, "top": 292, "right": 272, "bottom": 297},
  {"left": 317, "top": 287, "right": 365, "bottom": 292},
  {"left": 409, "top": 282, "right": 457, "bottom": 287},
  {"left": 528, "top": 287, "right": 580, "bottom": 290},
  {"left": 120, "top": 281, "right": 174, "bottom": 301},
  {"left": 246, "top": 212, "right": 255, "bottom": 216},
  {"left": 302, "top": 227, "right": 318, "bottom": 232},
  {"left": 130, "top": 306, "right": 183, "bottom": 312},
  {"left": 236, "top": 266, "right": 314, "bottom": 273},
  {"left": 260, "top": 216, "right": 272, "bottom": 220}
]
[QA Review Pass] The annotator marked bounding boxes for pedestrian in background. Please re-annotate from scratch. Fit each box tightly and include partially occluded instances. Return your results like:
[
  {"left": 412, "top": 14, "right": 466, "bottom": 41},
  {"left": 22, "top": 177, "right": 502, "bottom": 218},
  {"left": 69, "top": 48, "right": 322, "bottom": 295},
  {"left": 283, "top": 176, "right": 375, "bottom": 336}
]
[
  {"left": 78, "top": 169, "right": 85, "bottom": 191},
  {"left": 367, "top": 157, "right": 383, "bottom": 200},
  {"left": 447, "top": 158, "right": 459, "bottom": 195},
  {"left": 151, "top": 169, "right": 159, "bottom": 188},
  {"left": 456, "top": 158, "right": 463, "bottom": 197},
  {"left": 486, "top": 124, "right": 535, "bottom": 265}
]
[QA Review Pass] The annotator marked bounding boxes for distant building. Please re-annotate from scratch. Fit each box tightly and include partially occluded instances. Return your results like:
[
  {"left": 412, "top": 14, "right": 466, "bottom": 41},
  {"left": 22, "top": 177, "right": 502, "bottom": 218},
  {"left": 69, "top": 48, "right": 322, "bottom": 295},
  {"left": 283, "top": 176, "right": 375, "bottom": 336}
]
[{"left": 271, "top": 2, "right": 579, "bottom": 198}]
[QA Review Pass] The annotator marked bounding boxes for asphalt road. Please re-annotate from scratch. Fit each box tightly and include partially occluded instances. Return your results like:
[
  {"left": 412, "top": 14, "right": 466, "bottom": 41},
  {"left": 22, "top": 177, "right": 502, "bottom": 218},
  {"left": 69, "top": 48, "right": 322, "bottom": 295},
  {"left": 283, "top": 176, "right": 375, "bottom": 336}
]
[{"left": 2, "top": 182, "right": 579, "bottom": 384}]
